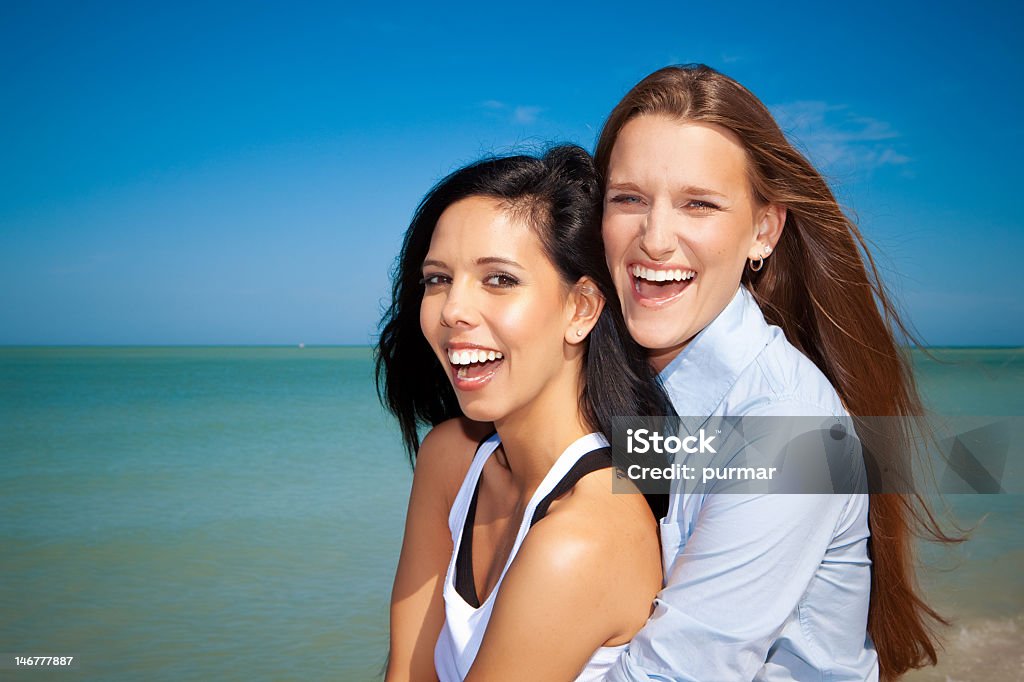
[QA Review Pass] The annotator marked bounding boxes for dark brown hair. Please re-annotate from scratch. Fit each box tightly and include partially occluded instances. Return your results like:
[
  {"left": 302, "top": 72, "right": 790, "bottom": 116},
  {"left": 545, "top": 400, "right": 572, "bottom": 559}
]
[
  {"left": 595, "top": 64, "right": 956, "bottom": 680},
  {"left": 376, "top": 145, "right": 673, "bottom": 464}
]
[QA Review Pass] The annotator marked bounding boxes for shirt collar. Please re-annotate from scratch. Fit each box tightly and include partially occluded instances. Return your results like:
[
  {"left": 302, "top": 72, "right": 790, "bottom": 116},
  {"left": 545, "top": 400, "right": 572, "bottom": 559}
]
[{"left": 658, "top": 286, "right": 772, "bottom": 418}]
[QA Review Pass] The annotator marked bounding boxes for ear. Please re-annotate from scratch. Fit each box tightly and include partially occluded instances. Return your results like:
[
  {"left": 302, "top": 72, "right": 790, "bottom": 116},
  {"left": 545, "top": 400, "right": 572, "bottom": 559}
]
[
  {"left": 747, "top": 203, "right": 786, "bottom": 261},
  {"left": 565, "top": 277, "right": 605, "bottom": 345}
]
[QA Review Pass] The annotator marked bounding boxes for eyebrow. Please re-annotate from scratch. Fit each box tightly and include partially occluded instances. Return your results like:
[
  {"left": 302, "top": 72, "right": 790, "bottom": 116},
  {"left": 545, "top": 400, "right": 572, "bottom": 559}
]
[
  {"left": 476, "top": 256, "right": 523, "bottom": 268},
  {"left": 421, "top": 256, "right": 524, "bottom": 270},
  {"left": 606, "top": 181, "right": 643, "bottom": 192},
  {"left": 607, "top": 180, "right": 729, "bottom": 201},
  {"left": 679, "top": 185, "right": 729, "bottom": 200}
]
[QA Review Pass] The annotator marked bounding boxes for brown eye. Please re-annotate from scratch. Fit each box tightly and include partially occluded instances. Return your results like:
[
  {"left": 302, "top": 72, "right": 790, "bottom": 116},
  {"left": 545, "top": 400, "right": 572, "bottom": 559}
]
[
  {"left": 484, "top": 272, "right": 519, "bottom": 288},
  {"left": 419, "top": 274, "right": 450, "bottom": 287}
]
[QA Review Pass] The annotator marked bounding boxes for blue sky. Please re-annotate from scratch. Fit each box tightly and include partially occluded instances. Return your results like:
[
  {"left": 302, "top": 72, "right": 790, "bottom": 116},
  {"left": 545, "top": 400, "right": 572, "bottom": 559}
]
[{"left": 1, "top": 1, "right": 1021, "bottom": 345}]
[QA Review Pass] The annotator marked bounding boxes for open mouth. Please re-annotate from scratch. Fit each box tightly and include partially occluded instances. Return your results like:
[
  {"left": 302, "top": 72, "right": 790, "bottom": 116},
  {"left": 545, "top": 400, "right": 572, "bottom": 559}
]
[
  {"left": 447, "top": 347, "right": 505, "bottom": 386},
  {"left": 631, "top": 264, "right": 696, "bottom": 303}
]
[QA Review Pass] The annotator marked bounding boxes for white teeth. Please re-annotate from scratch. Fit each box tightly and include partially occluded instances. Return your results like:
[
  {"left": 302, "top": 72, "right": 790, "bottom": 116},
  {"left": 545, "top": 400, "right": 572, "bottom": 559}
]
[
  {"left": 448, "top": 349, "right": 504, "bottom": 365},
  {"left": 632, "top": 265, "right": 696, "bottom": 282}
]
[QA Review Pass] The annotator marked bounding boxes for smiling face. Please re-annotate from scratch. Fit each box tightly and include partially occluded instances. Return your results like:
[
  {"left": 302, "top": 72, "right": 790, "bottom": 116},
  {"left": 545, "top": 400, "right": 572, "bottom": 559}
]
[
  {"left": 419, "top": 195, "right": 580, "bottom": 424},
  {"left": 602, "top": 114, "right": 780, "bottom": 370}
]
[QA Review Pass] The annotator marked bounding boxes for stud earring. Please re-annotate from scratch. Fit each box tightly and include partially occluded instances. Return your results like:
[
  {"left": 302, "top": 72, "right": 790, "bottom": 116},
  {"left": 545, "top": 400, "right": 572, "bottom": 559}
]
[{"left": 576, "top": 329, "right": 584, "bottom": 337}]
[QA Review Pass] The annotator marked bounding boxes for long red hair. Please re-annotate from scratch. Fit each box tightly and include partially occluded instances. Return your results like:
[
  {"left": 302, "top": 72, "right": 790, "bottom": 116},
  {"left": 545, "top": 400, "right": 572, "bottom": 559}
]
[{"left": 595, "top": 64, "right": 958, "bottom": 680}]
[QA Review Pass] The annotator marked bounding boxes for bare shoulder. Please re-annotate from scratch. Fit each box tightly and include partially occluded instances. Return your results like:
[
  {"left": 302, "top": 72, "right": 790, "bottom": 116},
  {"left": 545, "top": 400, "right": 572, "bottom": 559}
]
[
  {"left": 416, "top": 417, "right": 494, "bottom": 504},
  {"left": 507, "top": 469, "right": 662, "bottom": 642},
  {"left": 470, "top": 472, "right": 660, "bottom": 679},
  {"left": 537, "top": 468, "right": 660, "bottom": 570}
]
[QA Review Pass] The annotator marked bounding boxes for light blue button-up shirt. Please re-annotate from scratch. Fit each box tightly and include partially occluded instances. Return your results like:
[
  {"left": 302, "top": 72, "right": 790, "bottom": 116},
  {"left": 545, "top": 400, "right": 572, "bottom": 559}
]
[{"left": 606, "top": 286, "right": 878, "bottom": 682}]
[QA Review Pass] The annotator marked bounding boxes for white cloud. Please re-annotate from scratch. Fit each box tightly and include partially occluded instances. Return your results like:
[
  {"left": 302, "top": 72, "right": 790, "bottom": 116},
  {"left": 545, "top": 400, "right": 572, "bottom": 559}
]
[
  {"left": 513, "top": 105, "right": 543, "bottom": 125},
  {"left": 477, "top": 101, "right": 544, "bottom": 126},
  {"left": 770, "top": 101, "right": 911, "bottom": 177}
]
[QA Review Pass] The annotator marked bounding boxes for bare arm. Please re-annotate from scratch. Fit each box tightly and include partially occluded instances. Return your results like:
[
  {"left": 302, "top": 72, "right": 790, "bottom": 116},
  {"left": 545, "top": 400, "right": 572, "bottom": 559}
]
[{"left": 386, "top": 418, "right": 490, "bottom": 682}]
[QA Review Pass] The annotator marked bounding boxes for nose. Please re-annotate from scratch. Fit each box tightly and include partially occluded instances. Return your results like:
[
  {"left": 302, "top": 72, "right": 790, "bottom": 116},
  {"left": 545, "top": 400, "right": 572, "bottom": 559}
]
[
  {"left": 639, "top": 202, "right": 676, "bottom": 262},
  {"left": 439, "top": 280, "right": 479, "bottom": 329}
]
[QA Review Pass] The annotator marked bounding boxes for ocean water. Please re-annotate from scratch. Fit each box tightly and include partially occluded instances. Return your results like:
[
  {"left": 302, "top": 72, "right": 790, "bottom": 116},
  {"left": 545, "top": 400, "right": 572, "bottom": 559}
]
[
  {"left": 0, "top": 346, "right": 1021, "bottom": 681},
  {"left": 904, "top": 349, "right": 1024, "bottom": 682}
]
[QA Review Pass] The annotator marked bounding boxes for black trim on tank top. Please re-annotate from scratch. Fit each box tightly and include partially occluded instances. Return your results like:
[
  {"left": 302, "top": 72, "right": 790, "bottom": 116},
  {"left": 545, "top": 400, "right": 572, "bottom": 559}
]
[
  {"left": 453, "top": 431, "right": 496, "bottom": 608},
  {"left": 454, "top": 445, "right": 613, "bottom": 608},
  {"left": 530, "top": 448, "right": 612, "bottom": 526},
  {"left": 454, "top": 482, "right": 484, "bottom": 607}
]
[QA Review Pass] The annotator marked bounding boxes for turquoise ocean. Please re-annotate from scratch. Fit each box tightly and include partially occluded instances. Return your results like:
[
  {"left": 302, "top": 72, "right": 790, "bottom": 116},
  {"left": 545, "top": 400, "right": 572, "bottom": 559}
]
[{"left": 1, "top": 347, "right": 1021, "bottom": 681}]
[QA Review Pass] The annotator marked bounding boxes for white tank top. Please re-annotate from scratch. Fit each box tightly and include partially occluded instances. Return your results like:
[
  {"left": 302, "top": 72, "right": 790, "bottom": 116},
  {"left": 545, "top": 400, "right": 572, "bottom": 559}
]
[{"left": 434, "top": 431, "right": 628, "bottom": 681}]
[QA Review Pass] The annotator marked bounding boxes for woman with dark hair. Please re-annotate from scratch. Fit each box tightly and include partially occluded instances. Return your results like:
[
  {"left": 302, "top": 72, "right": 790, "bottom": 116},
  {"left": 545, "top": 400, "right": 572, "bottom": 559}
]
[
  {"left": 595, "top": 64, "right": 952, "bottom": 681},
  {"left": 376, "top": 145, "right": 674, "bottom": 681}
]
